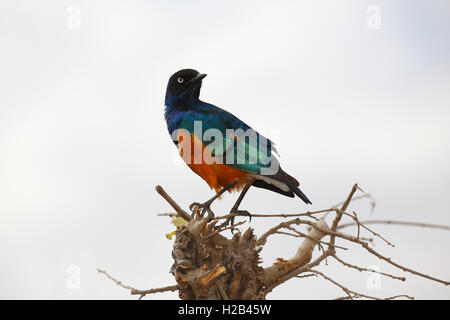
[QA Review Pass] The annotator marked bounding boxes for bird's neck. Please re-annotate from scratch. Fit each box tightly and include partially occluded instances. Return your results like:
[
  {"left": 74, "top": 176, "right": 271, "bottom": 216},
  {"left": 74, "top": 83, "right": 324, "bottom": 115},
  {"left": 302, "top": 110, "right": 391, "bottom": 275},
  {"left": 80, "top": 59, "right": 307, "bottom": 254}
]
[
  {"left": 164, "top": 95, "right": 199, "bottom": 135},
  {"left": 164, "top": 85, "right": 203, "bottom": 134},
  {"left": 165, "top": 86, "right": 200, "bottom": 109}
]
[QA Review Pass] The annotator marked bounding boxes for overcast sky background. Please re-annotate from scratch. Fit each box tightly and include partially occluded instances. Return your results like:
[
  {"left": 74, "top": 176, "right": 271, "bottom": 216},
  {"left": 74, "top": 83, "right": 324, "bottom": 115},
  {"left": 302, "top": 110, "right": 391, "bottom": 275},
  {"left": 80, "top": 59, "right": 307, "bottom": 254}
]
[{"left": 1, "top": 0, "right": 450, "bottom": 299}]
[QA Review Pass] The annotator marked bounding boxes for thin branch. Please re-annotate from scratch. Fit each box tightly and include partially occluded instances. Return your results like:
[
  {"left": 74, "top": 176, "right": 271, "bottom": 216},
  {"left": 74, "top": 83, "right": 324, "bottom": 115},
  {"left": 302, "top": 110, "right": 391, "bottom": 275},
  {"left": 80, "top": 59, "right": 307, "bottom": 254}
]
[
  {"left": 338, "top": 232, "right": 450, "bottom": 286},
  {"left": 328, "top": 184, "right": 360, "bottom": 253},
  {"left": 97, "top": 268, "right": 178, "bottom": 299},
  {"left": 155, "top": 185, "right": 191, "bottom": 221},
  {"left": 131, "top": 285, "right": 179, "bottom": 300},
  {"left": 285, "top": 225, "right": 348, "bottom": 250},
  {"left": 338, "top": 220, "right": 450, "bottom": 231},
  {"left": 213, "top": 210, "right": 334, "bottom": 221},
  {"left": 332, "top": 254, "right": 406, "bottom": 281},
  {"left": 331, "top": 193, "right": 376, "bottom": 211},
  {"left": 336, "top": 209, "right": 395, "bottom": 247},
  {"left": 309, "top": 269, "right": 413, "bottom": 300}
]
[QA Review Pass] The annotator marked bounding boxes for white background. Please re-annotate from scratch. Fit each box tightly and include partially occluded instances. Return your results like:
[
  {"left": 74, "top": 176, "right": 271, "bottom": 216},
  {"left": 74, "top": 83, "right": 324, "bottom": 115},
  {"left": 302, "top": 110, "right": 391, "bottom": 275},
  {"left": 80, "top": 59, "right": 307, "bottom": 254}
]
[{"left": 0, "top": 0, "right": 449, "bottom": 299}]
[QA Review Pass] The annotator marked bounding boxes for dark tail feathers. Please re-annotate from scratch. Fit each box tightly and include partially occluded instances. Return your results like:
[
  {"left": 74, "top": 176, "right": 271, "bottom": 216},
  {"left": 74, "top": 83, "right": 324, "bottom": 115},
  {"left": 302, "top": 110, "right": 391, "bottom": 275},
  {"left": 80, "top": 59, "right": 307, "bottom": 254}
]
[{"left": 289, "top": 185, "right": 312, "bottom": 205}]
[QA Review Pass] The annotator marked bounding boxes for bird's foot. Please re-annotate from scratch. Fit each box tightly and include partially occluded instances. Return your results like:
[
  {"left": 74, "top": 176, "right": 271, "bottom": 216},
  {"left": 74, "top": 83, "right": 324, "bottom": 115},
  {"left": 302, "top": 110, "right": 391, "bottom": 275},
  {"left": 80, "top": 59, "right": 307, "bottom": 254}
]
[
  {"left": 230, "top": 209, "right": 252, "bottom": 223},
  {"left": 189, "top": 201, "right": 215, "bottom": 221}
]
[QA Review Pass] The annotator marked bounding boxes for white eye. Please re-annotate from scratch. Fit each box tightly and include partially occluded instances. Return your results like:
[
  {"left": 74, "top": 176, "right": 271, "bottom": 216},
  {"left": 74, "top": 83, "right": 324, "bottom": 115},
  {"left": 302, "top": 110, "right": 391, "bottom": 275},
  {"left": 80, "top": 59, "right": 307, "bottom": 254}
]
[{"left": 177, "top": 77, "right": 184, "bottom": 84}]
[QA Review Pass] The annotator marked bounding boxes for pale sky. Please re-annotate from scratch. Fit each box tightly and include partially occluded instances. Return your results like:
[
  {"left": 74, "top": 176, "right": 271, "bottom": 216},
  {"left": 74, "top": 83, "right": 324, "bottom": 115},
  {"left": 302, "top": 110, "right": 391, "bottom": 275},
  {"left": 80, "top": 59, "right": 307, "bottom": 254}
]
[{"left": 0, "top": 0, "right": 449, "bottom": 299}]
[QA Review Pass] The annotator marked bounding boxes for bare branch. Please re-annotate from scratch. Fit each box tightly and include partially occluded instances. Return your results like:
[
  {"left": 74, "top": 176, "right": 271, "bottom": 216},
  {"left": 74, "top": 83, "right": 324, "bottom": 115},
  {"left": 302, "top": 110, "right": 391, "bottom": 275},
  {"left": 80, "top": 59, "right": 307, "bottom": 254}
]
[
  {"left": 97, "top": 268, "right": 178, "bottom": 299},
  {"left": 332, "top": 254, "right": 406, "bottom": 281},
  {"left": 309, "top": 269, "right": 413, "bottom": 300},
  {"left": 155, "top": 185, "right": 191, "bottom": 221},
  {"left": 338, "top": 220, "right": 450, "bottom": 231}
]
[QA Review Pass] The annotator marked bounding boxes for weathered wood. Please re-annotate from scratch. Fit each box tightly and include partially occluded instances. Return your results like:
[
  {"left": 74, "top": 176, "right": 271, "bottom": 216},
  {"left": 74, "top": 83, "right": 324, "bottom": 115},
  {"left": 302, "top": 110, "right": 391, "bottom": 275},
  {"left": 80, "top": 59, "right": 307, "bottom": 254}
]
[{"left": 171, "top": 217, "right": 264, "bottom": 300}]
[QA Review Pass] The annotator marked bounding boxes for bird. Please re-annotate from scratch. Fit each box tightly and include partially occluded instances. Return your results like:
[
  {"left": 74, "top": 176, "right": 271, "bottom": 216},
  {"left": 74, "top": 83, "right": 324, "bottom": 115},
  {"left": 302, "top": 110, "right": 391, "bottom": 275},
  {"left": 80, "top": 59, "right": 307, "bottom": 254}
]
[{"left": 164, "top": 69, "right": 311, "bottom": 223}]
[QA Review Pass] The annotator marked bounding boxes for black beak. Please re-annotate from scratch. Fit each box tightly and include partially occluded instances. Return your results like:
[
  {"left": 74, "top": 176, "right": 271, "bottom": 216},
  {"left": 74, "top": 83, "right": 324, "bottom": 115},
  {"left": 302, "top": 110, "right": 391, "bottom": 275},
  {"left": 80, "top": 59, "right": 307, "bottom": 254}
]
[{"left": 188, "top": 73, "right": 207, "bottom": 85}]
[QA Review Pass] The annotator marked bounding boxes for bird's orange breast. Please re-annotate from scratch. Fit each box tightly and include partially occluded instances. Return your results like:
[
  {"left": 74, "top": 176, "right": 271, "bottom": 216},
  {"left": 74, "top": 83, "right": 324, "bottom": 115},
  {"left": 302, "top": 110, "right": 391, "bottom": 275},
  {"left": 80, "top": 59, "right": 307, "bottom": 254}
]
[{"left": 178, "top": 133, "right": 253, "bottom": 193}]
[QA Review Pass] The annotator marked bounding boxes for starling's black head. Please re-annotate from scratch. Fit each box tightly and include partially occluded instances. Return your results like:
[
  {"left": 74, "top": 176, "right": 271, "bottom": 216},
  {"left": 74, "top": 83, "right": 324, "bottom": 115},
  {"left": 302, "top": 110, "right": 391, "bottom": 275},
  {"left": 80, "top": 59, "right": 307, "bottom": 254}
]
[{"left": 166, "top": 69, "right": 207, "bottom": 97}]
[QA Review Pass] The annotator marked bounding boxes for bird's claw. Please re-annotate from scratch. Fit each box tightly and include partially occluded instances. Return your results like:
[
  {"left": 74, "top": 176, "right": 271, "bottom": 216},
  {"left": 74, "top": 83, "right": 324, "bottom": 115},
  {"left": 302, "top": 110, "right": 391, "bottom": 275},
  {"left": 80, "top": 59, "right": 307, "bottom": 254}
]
[
  {"left": 189, "top": 202, "right": 201, "bottom": 212},
  {"left": 230, "top": 209, "right": 252, "bottom": 223},
  {"left": 189, "top": 201, "right": 215, "bottom": 221}
]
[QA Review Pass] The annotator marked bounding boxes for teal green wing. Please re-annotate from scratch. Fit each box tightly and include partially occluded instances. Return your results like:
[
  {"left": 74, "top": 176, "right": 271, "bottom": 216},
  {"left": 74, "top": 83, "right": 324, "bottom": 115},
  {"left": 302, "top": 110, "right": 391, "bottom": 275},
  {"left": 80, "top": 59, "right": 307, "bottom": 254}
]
[{"left": 177, "top": 103, "right": 279, "bottom": 175}]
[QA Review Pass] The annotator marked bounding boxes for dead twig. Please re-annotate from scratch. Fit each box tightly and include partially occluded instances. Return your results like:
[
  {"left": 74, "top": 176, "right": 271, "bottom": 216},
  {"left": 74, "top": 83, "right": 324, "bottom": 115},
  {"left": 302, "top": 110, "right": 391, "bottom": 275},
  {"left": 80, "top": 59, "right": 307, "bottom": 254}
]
[
  {"left": 155, "top": 185, "right": 191, "bottom": 221},
  {"left": 338, "top": 220, "right": 450, "bottom": 231},
  {"left": 97, "top": 268, "right": 178, "bottom": 300}
]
